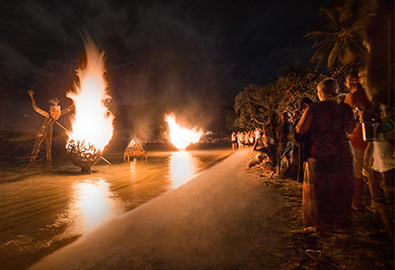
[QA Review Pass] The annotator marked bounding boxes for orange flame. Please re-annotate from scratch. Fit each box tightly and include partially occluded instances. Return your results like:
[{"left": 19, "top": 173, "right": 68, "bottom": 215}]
[
  {"left": 66, "top": 39, "right": 114, "bottom": 151},
  {"left": 165, "top": 114, "right": 202, "bottom": 150}
]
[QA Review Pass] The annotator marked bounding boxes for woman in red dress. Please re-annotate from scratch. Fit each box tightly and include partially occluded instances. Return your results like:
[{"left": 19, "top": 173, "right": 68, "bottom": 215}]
[{"left": 296, "top": 78, "right": 356, "bottom": 232}]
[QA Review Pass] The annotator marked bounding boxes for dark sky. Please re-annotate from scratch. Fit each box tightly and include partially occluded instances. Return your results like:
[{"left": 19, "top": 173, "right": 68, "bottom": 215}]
[{"left": 0, "top": 0, "right": 335, "bottom": 106}]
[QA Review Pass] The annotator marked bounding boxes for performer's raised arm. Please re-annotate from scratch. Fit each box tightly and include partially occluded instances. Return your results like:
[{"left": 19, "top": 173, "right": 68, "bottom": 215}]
[{"left": 28, "top": 89, "right": 49, "bottom": 118}]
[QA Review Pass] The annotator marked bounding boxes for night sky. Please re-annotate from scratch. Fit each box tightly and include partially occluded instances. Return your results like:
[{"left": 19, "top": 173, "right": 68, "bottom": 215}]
[{"left": 0, "top": 0, "right": 337, "bottom": 108}]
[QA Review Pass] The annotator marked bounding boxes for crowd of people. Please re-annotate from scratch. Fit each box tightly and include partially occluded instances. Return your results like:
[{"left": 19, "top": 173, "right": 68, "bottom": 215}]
[
  {"left": 235, "top": 97, "right": 314, "bottom": 179},
  {"left": 232, "top": 72, "right": 394, "bottom": 241}
]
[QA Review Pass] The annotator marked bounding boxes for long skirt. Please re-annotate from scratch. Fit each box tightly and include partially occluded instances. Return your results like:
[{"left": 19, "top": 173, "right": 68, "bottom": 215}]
[{"left": 302, "top": 158, "right": 354, "bottom": 231}]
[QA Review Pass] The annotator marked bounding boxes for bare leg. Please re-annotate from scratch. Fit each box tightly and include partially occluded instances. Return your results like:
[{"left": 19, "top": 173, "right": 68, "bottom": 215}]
[{"left": 352, "top": 177, "right": 365, "bottom": 210}]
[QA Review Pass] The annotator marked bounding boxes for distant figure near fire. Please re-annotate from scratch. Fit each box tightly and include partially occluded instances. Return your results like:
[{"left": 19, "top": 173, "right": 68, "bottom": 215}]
[
  {"left": 124, "top": 139, "right": 148, "bottom": 161},
  {"left": 28, "top": 89, "right": 74, "bottom": 164}
]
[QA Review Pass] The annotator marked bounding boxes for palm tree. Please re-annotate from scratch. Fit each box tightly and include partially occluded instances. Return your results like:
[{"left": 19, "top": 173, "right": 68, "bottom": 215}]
[{"left": 306, "top": 1, "right": 377, "bottom": 69}]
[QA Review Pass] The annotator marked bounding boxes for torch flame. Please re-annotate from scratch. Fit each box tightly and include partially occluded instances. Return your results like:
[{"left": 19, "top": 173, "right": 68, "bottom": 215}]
[
  {"left": 165, "top": 114, "right": 202, "bottom": 150},
  {"left": 66, "top": 39, "right": 113, "bottom": 151}
]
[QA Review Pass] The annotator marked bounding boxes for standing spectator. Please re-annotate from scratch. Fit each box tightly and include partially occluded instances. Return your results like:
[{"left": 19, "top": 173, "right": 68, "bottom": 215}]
[
  {"left": 284, "top": 110, "right": 302, "bottom": 180},
  {"left": 266, "top": 114, "right": 277, "bottom": 141},
  {"left": 292, "top": 110, "right": 301, "bottom": 124},
  {"left": 249, "top": 130, "right": 255, "bottom": 145},
  {"left": 231, "top": 131, "right": 238, "bottom": 150},
  {"left": 361, "top": 103, "right": 394, "bottom": 243},
  {"left": 274, "top": 112, "right": 294, "bottom": 177},
  {"left": 296, "top": 78, "right": 355, "bottom": 232},
  {"left": 344, "top": 70, "right": 372, "bottom": 210},
  {"left": 237, "top": 131, "right": 245, "bottom": 148},
  {"left": 244, "top": 131, "right": 250, "bottom": 146},
  {"left": 254, "top": 128, "right": 261, "bottom": 142},
  {"left": 300, "top": 97, "right": 314, "bottom": 112},
  {"left": 294, "top": 98, "right": 314, "bottom": 182}
]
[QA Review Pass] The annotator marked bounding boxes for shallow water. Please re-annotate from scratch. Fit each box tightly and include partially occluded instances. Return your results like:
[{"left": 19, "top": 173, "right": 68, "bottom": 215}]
[{"left": 0, "top": 148, "right": 233, "bottom": 270}]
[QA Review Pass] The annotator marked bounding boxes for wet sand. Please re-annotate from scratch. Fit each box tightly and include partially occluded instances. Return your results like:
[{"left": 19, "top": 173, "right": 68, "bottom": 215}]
[
  {"left": 30, "top": 149, "right": 292, "bottom": 270},
  {"left": 0, "top": 148, "right": 232, "bottom": 270}
]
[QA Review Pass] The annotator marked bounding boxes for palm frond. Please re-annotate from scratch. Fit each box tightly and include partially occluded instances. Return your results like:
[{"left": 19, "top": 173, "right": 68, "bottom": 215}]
[
  {"left": 321, "top": 8, "right": 341, "bottom": 30},
  {"left": 312, "top": 35, "right": 336, "bottom": 48},
  {"left": 310, "top": 42, "right": 333, "bottom": 61},
  {"left": 305, "top": 30, "right": 334, "bottom": 38},
  {"left": 327, "top": 41, "right": 342, "bottom": 68},
  {"left": 348, "top": 13, "right": 376, "bottom": 31}
]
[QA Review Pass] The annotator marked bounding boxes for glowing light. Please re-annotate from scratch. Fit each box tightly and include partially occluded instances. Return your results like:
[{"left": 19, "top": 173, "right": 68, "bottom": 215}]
[
  {"left": 165, "top": 114, "right": 202, "bottom": 150},
  {"left": 169, "top": 151, "right": 196, "bottom": 188},
  {"left": 66, "top": 38, "right": 113, "bottom": 151},
  {"left": 72, "top": 178, "right": 120, "bottom": 231}
]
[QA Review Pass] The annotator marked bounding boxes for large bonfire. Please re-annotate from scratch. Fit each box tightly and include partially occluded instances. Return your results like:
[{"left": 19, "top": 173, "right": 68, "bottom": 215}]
[
  {"left": 66, "top": 38, "right": 114, "bottom": 171},
  {"left": 165, "top": 114, "right": 202, "bottom": 150}
]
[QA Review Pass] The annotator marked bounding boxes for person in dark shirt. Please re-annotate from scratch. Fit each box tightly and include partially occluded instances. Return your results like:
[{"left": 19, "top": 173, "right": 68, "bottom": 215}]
[
  {"left": 293, "top": 97, "right": 314, "bottom": 182},
  {"left": 284, "top": 110, "right": 302, "bottom": 180},
  {"left": 274, "top": 112, "right": 294, "bottom": 177}
]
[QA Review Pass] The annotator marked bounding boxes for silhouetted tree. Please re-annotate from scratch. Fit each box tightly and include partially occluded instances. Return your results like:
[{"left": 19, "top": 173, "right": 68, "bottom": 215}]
[
  {"left": 306, "top": 0, "right": 377, "bottom": 69},
  {"left": 232, "top": 69, "right": 323, "bottom": 130}
]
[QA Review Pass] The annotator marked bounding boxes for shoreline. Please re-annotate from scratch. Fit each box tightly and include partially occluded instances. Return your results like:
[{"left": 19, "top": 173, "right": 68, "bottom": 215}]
[
  {"left": 30, "top": 149, "right": 294, "bottom": 270},
  {"left": 26, "top": 148, "right": 395, "bottom": 269}
]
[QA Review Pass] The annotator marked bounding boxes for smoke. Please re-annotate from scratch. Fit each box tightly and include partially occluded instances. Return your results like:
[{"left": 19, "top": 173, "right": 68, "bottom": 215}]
[
  {"left": 107, "top": 2, "right": 231, "bottom": 106},
  {"left": 102, "top": 2, "right": 234, "bottom": 139},
  {"left": 1, "top": 0, "right": 231, "bottom": 106}
]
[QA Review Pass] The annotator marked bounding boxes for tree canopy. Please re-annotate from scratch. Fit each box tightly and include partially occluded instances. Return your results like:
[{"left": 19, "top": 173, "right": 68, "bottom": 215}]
[
  {"left": 231, "top": 68, "right": 325, "bottom": 130},
  {"left": 305, "top": 0, "right": 377, "bottom": 69}
]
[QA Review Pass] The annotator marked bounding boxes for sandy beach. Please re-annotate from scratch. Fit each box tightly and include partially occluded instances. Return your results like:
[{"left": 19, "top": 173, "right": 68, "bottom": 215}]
[{"left": 30, "top": 149, "right": 294, "bottom": 270}]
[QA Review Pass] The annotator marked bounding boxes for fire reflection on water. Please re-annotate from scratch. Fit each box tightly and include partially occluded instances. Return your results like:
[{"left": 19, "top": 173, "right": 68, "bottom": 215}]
[
  {"left": 169, "top": 151, "right": 197, "bottom": 188},
  {"left": 129, "top": 159, "right": 137, "bottom": 181},
  {"left": 70, "top": 178, "right": 121, "bottom": 232},
  {"left": 0, "top": 149, "right": 232, "bottom": 270}
]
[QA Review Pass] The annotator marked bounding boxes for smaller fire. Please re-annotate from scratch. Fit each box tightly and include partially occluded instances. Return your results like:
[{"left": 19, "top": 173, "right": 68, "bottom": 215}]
[
  {"left": 123, "top": 139, "right": 148, "bottom": 161},
  {"left": 165, "top": 114, "right": 203, "bottom": 150}
]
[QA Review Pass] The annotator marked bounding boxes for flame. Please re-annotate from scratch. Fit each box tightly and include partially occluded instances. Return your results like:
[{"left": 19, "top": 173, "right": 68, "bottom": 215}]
[
  {"left": 165, "top": 114, "right": 202, "bottom": 150},
  {"left": 127, "top": 139, "right": 137, "bottom": 148},
  {"left": 66, "top": 39, "right": 113, "bottom": 151}
]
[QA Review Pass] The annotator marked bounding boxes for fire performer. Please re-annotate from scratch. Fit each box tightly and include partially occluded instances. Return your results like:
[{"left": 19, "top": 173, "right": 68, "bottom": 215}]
[{"left": 28, "top": 89, "right": 74, "bottom": 164}]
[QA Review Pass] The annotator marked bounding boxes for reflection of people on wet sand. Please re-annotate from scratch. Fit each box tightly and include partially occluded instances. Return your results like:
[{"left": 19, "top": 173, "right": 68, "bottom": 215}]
[
  {"left": 124, "top": 139, "right": 148, "bottom": 161},
  {"left": 28, "top": 89, "right": 74, "bottom": 164}
]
